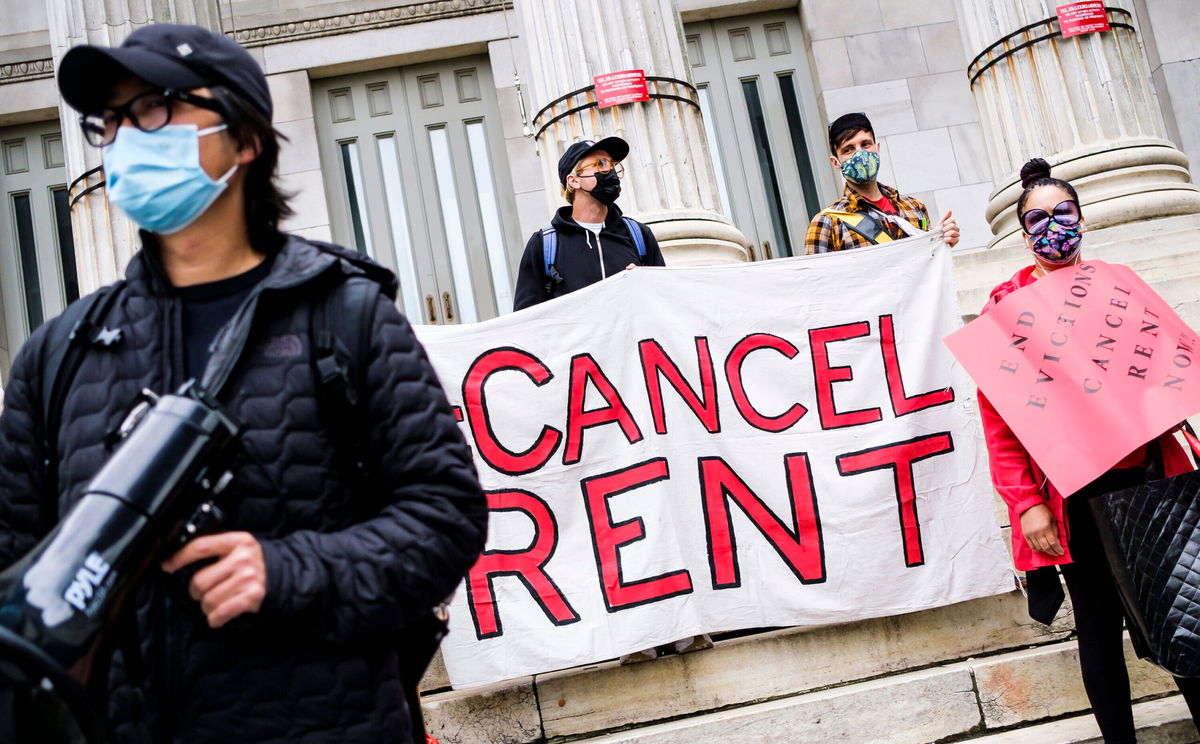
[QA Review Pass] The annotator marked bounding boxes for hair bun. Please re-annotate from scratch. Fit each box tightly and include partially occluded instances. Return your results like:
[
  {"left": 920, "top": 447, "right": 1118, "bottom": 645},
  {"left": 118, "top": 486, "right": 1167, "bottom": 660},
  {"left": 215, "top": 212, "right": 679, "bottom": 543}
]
[{"left": 1020, "top": 158, "right": 1052, "bottom": 188}]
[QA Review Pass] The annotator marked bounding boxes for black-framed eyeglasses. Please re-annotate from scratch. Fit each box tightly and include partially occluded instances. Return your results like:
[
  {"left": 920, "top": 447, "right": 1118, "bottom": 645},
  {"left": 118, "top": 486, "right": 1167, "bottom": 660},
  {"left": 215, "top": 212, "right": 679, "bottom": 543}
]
[
  {"left": 575, "top": 158, "right": 625, "bottom": 179},
  {"left": 1020, "top": 199, "right": 1081, "bottom": 235},
  {"left": 80, "top": 89, "right": 225, "bottom": 147}
]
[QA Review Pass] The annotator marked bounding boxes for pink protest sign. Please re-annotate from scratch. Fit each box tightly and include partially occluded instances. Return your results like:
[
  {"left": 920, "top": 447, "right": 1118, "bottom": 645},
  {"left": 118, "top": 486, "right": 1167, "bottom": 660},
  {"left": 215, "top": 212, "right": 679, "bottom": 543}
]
[
  {"left": 594, "top": 70, "right": 650, "bottom": 109},
  {"left": 945, "top": 261, "right": 1200, "bottom": 496},
  {"left": 1057, "top": 1, "right": 1110, "bottom": 38}
]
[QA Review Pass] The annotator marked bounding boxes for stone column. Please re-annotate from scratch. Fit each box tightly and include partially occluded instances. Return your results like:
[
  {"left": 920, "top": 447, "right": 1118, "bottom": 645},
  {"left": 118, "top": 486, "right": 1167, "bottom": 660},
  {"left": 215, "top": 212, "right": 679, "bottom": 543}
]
[
  {"left": 516, "top": 0, "right": 748, "bottom": 264},
  {"left": 956, "top": 0, "right": 1200, "bottom": 248},
  {"left": 44, "top": 0, "right": 221, "bottom": 292}
]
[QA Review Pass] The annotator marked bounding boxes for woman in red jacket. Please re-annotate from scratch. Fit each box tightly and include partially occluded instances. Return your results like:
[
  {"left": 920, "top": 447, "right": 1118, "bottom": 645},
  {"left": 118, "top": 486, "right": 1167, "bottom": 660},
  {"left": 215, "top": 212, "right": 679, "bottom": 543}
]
[{"left": 979, "top": 158, "right": 1200, "bottom": 742}]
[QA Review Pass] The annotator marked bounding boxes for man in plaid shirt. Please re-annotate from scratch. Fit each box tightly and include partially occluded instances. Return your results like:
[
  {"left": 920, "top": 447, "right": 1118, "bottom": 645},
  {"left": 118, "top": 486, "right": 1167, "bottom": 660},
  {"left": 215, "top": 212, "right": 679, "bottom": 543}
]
[{"left": 804, "top": 112, "right": 960, "bottom": 254}]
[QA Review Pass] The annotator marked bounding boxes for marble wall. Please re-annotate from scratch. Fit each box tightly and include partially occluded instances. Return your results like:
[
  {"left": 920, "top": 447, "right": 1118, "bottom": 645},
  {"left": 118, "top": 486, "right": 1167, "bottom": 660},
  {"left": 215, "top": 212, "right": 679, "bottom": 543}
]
[{"left": 1136, "top": 0, "right": 1200, "bottom": 184}]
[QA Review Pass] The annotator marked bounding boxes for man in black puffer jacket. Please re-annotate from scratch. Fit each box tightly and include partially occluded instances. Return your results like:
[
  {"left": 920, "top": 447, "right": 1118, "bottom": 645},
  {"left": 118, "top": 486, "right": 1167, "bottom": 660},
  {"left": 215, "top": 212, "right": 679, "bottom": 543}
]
[{"left": 0, "top": 24, "right": 485, "bottom": 743}]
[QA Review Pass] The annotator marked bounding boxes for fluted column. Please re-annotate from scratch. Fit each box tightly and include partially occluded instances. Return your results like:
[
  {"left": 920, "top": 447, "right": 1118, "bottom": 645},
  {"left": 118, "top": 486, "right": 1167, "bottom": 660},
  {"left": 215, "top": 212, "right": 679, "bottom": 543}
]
[
  {"left": 956, "top": 0, "right": 1200, "bottom": 247},
  {"left": 517, "top": 0, "right": 748, "bottom": 264},
  {"left": 45, "top": 0, "right": 221, "bottom": 292}
]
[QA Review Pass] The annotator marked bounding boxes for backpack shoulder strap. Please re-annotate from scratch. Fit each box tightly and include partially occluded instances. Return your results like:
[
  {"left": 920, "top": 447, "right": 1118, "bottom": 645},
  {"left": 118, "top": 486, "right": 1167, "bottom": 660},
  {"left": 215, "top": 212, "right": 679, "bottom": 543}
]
[
  {"left": 310, "top": 274, "right": 384, "bottom": 483},
  {"left": 311, "top": 271, "right": 447, "bottom": 707},
  {"left": 39, "top": 281, "right": 127, "bottom": 528},
  {"left": 623, "top": 216, "right": 647, "bottom": 261},
  {"left": 540, "top": 226, "right": 558, "bottom": 274},
  {"left": 539, "top": 227, "right": 561, "bottom": 299}
]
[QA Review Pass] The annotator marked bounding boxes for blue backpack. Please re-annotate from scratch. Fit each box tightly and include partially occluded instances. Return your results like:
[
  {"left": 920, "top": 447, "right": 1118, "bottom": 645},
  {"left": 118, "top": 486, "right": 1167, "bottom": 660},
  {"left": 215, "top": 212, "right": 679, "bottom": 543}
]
[{"left": 541, "top": 216, "right": 646, "bottom": 298}]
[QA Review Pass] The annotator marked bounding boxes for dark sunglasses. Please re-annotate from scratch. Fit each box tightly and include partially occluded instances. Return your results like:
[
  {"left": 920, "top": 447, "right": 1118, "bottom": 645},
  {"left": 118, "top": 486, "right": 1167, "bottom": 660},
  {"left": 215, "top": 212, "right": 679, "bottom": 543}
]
[
  {"left": 1020, "top": 199, "right": 1081, "bottom": 236},
  {"left": 80, "top": 89, "right": 225, "bottom": 147}
]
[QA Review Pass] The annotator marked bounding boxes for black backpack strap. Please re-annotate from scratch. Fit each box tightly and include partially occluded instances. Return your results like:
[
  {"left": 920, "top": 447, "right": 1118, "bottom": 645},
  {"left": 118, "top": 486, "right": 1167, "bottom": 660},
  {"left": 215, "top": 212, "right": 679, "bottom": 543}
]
[
  {"left": 310, "top": 275, "right": 382, "bottom": 486},
  {"left": 539, "top": 227, "right": 562, "bottom": 299},
  {"left": 38, "top": 281, "right": 127, "bottom": 529},
  {"left": 622, "top": 216, "right": 647, "bottom": 262},
  {"left": 310, "top": 269, "right": 450, "bottom": 729}
]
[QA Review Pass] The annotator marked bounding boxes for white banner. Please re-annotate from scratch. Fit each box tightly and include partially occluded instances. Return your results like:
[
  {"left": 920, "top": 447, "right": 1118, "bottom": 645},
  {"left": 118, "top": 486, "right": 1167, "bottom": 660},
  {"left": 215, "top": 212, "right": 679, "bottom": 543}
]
[{"left": 415, "top": 233, "right": 1012, "bottom": 689}]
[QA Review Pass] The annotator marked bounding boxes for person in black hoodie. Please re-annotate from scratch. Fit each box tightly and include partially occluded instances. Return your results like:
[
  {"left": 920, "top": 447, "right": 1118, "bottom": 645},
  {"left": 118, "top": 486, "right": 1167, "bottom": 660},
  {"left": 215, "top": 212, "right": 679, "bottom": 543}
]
[
  {"left": 0, "top": 24, "right": 485, "bottom": 743},
  {"left": 513, "top": 136, "right": 665, "bottom": 310}
]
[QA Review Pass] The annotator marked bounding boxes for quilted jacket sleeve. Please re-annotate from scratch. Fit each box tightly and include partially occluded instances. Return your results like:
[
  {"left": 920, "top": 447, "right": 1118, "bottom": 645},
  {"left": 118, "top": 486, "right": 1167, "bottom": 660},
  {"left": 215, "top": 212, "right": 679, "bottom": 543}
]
[
  {"left": 0, "top": 335, "right": 51, "bottom": 570},
  {"left": 977, "top": 389, "right": 1045, "bottom": 518},
  {"left": 256, "top": 296, "right": 487, "bottom": 642}
]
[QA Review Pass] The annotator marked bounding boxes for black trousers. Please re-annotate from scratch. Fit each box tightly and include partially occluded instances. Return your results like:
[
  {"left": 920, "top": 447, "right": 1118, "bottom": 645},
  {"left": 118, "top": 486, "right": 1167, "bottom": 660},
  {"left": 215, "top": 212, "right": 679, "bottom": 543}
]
[{"left": 1060, "top": 469, "right": 1200, "bottom": 743}]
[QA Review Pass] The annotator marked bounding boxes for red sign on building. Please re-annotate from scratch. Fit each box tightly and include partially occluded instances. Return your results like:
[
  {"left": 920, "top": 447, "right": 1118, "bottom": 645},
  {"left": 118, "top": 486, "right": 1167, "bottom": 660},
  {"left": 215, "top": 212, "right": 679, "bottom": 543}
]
[
  {"left": 1057, "top": 1, "right": 1111, "bottom": 38},
  {"left": 594, "top": 70, "right": 650, "bottom": 109}
]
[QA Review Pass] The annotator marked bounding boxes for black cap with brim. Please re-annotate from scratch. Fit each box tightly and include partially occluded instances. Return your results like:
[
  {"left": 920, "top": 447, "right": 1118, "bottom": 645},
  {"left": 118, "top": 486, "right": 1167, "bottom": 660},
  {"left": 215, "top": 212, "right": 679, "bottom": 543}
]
[
  {"left": 828, "top": 112, "right": 873, "bottom": 155},
  {"left": 57, "top": 24, "right": 272, "bottom": 119},
  {"left": 558, "top": 136, "right": 631, "bottom": 185},
  {"left": 59, "top": 46, "right": 209, "bottom": 114}
]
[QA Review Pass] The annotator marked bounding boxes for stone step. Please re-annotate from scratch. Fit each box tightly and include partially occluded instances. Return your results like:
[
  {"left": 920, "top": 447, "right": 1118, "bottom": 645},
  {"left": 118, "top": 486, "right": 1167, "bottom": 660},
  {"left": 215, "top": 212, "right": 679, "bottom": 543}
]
[
  {"left": 420, "top": 590, "right": 1185, "bottom": 744},
  {"left": 571, "top": 661, "right": 982, "bottom": 744},
  {"left": 964, "top": 696, "right": 1198, "bottom": 744},
  {"left": 422, "top": 588, "right": 1065, "bottom": 743},
  {"left": 559, "top": 639, "right": 1182, "bottom": 744},
  {"left": 530, "top": 591, "right": 1068, "bottom": 741}
]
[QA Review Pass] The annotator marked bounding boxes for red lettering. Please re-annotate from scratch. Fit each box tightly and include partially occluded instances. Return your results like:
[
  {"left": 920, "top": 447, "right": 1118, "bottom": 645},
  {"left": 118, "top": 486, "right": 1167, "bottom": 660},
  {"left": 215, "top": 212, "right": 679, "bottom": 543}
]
[
  {"left": 639, "top": 337, "right": 720, "bottom": 435},
  {"left": 582, "top": 459, "right": 693, "bottom": 611},
  {"left": 810, "top": 322, "right": 882, "bottom": 429},
  {"left": 466, "top": 490, "right": 580, "bottom": 639},
  {"left": 836, "top": 432, "right": 955, "bottom": 567},
  {"left": 724, "top": 334, "right": 807, "bottom": 432},
  {"left": 463, "top": 347, "right": 562, "bottom": 475},
  {"left": 564, "top": 353, "right": 644, "bottom": 465},
  {"left": 879, "top": 314, "right": 954, "bottom": 417},
  {"left": 700, "top": 454, "right": 825, "bottom": 589}
]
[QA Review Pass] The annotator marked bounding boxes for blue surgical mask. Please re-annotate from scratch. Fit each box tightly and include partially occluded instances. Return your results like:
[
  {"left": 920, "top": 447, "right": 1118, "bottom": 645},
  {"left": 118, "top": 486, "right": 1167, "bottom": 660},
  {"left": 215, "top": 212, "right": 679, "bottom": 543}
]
[
  {"left": 102, "top": 123, "right": 237, "bottom": 235},
  {"left": 840, "top": 149, "right": 880, "bottom": 185}
]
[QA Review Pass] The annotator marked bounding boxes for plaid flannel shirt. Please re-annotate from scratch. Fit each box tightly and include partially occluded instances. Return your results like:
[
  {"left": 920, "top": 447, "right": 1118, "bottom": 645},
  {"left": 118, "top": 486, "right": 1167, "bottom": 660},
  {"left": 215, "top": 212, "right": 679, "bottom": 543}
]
[{"left": 803, "top": 183, "right": 931, "bottom": 255}]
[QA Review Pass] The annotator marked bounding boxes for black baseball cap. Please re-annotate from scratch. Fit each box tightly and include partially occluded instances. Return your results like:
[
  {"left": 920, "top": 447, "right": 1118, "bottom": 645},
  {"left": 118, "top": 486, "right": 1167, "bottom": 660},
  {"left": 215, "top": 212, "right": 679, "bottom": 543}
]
[
  {"left": 58, "top": 23, "right": 272, "bottom": 119},
  {"left": 828, "top": 112, "right": 873, "bottom": 154},
  {"left": 558, "top": 136, "right": 630, "bottom": 185}
]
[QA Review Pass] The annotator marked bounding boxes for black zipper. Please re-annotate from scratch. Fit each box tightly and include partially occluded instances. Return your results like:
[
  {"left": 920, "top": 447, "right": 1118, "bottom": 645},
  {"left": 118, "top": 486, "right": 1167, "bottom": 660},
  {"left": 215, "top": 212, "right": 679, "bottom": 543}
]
[{"left": 151, "top": 247, "right": 335, "bottom": 741}]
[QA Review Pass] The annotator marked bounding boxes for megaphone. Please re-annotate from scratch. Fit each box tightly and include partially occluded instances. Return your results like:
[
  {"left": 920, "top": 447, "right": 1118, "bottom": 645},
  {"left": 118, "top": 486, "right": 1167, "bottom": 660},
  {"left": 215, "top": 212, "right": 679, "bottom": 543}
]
[{"left": 0, "top": 383, "right": 239, "bottom": 743}]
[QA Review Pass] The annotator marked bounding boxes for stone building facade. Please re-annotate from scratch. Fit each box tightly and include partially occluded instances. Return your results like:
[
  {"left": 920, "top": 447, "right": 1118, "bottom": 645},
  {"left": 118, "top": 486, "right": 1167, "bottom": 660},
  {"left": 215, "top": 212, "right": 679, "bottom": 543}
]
[{"left": 1, "top": 0, "right": 1198, "bottom": 740}]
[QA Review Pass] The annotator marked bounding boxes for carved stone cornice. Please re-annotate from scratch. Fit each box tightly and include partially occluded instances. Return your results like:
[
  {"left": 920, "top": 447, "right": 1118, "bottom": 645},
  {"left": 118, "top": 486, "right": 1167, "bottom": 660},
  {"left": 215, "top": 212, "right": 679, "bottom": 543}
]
[
  {"left": 231, "top": 0, "right": 512, "bottom": 47},
  {"left": 0, "top": 58, "right": 55, "bottom": 84}
]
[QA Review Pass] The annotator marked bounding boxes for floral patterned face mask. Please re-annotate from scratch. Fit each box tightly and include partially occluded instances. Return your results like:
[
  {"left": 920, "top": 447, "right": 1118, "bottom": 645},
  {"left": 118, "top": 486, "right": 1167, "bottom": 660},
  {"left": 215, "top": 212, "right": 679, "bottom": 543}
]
[
  {"left": 1022, "top": 199, "right": 1083, "bottom": 264},
  {"left": 840, "top": 149, "right": 880, "bottom": 185},
  {"left": 1029, "top": 221, "right": 1083, "bottom": 264}
]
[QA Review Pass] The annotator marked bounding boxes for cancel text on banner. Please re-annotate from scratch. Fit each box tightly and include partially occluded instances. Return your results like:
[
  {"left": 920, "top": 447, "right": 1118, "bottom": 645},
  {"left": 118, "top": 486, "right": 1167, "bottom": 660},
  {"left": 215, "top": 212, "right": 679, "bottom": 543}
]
[
  {"left": 945, "top": 261, "right": 1200, "bottom": 497},
  {"left": 416, "top": 233, "right": 1012, "bottom": 688}
]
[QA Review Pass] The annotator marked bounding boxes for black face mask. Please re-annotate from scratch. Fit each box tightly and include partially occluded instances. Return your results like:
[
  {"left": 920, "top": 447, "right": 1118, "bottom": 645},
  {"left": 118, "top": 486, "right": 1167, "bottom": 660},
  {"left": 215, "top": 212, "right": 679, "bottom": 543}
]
[{"left": 586, "top": 170, "right": 622, "bottom": 206}]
